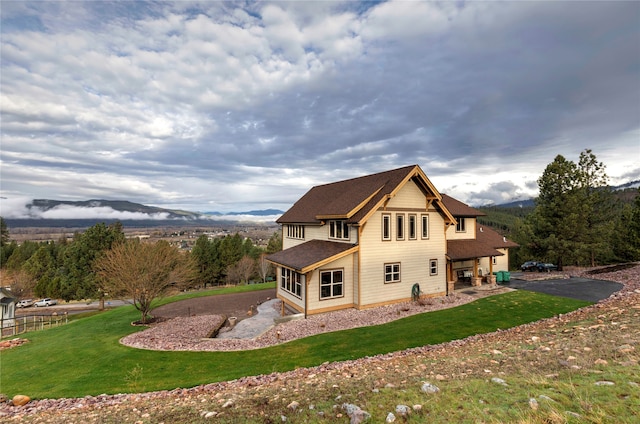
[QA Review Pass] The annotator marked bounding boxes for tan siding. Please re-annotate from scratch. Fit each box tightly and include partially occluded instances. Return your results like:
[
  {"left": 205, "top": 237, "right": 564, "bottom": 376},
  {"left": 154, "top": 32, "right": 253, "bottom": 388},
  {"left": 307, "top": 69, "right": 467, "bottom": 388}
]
[
  {"left": 307, "top": 255, "right": 355, "bottom": 313},
  {"left": 479, "top": 248, "right": 510, "bottom": 273},
  {"left": 359, "top": 199, "right": 448, "bottom": 307},
  {"left": 446, "top": 217, "right": 477, "bottom": 240}
]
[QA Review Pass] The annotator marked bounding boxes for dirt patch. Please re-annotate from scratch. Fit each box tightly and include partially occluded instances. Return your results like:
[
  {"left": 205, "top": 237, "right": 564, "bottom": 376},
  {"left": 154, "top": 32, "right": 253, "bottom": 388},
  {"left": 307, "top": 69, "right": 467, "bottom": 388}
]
[{"left": 151, "top": 288, "right": 277, "bottom": 324}]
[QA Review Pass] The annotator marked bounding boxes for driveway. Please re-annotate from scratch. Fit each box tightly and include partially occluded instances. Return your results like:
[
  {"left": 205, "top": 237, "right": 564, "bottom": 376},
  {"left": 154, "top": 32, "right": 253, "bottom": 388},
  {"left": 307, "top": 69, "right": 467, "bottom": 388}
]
[{"left": 505, "top": 275, "right": 623, "bottom": 302}]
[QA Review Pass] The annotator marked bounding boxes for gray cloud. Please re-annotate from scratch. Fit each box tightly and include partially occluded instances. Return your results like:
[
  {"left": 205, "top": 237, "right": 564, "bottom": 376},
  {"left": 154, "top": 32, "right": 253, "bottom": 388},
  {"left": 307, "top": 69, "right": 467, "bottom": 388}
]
[{"left": 1, "top": 1, "right": 638, "bottom": 213}]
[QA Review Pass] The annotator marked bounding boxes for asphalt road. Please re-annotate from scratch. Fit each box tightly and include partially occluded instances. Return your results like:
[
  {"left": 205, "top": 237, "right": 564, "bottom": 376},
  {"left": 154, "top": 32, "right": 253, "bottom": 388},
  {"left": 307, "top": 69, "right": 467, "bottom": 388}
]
[{"left": 504, "top": 275, "right": 623, "bottom": 302}]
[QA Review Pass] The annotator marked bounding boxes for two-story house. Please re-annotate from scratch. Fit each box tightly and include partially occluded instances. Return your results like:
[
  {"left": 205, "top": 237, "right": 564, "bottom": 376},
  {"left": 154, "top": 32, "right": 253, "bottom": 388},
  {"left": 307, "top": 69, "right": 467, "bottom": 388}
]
[{"left": 267, "top": 165, "right": 518, "bottom": 316}]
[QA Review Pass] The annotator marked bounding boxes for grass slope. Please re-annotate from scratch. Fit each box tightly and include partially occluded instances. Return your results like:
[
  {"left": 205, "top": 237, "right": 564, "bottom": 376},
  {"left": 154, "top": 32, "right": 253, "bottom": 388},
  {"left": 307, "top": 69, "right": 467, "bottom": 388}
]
[{"left": 0, "top": 288, "right": 590, "bottom": 399}]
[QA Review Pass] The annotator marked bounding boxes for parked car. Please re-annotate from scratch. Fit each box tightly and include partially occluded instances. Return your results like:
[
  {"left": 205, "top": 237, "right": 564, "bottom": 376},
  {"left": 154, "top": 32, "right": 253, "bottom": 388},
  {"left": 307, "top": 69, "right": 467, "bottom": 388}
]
[
  {"left": 537, "top": 263, "right": 558, "bottom": 272},
  {"left": 34, "top": 298, "right": 57, "bottom": 307},
  {"left": 16, "top": 299, "right": 34, "bottom": 308},
  {"left": 520, "top": 261, "right": 539, "bottom": 272}
]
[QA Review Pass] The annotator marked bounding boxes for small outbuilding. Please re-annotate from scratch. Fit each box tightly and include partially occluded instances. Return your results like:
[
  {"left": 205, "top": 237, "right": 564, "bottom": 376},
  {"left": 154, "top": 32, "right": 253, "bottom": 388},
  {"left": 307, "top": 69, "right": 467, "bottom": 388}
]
[{"left": 0, "top": 288, "right": 17, "bottom": 329}]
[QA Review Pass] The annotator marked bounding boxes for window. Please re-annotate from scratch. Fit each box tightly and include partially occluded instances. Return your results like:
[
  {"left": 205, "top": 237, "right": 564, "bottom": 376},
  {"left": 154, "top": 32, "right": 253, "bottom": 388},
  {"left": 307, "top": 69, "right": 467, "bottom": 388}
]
[
  {"left": 382, "top": 214, "right": 391, "bottom": 241},
  {"left": 329, "top": 220, "right": 349, "bottom": 240},
  {"left": 429, "top": 259, "right": 438, "bottom": 276},
  {"left": 408, "top": 214, "right": 417, "bottom": 240},
  {"left": 320, "top": 269, "right": 343, "bottom": 299},
  {"left": 421, "top": 214, "right": 429, "bottom": 239},
  {"left": 456, "top": 217, "right": 466, "bottom": 232},
  {"left": 286, "top": 224, "right": 305, "bottom": 239},
  {"left": 492, "top": 256, "right": 497, "bottom": 265},
  {"left": 396, "top": 214, "right": 405, "bottom": 240},
  {"left": 280, "top": 268, "right": 302, "bottom": 298},
  {"left": 384, "top": 263, "right": 401, "bottom": 283}
]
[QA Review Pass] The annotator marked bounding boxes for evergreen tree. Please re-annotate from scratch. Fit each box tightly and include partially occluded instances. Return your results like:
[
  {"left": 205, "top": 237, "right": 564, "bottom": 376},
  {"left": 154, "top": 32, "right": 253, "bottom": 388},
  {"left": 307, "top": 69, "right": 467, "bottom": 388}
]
[
  {"left": 0, "top": 217, "right": 9, "bottom": 247},
  {"left": 266, "top": 231, "right": 282, "bottom": 254},
  {"left": 526, "top": 150, "right": 613, "bottom": 268},
  {"left": 60, "top": 222, "right": 125, "bottom": 300}
]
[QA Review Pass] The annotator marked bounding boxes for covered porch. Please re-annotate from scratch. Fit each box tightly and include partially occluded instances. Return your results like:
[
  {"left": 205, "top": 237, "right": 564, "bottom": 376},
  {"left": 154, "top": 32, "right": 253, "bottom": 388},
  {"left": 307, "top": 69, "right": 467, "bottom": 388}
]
[{"left": 446, "top": 239, "right": 504, "bottom": 294}]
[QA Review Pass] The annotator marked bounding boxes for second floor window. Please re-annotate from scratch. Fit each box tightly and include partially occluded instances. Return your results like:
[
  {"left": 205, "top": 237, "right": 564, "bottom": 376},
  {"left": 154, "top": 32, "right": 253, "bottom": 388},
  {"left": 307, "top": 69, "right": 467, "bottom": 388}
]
[
  {"left": 382, "top": 214, "right": 391, "bottom": 240},
  {"left": 408, "top": 214, "right": 417, "bottom": 240},
  {"left": 329, "top": 220, "right": 349, "bottom": 240},
  {"left": 287, "top": 224, "right": 305, "bottom": 239},
  {"left": 421, "top": 214, "right": 429, "bottom": 239},
  {"left": 396, "top": 214, "right": 405, "bottom": 240},
  {"left": 456, "top": 217, "right": 466, "bottom": 232}
]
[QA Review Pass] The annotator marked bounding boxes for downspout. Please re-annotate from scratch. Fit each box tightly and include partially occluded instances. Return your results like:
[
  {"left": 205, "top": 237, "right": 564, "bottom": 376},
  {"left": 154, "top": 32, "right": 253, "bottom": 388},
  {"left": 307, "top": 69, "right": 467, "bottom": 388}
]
[
  {"left": 358, "top": 225, "right": 362, "bottom": 309},
  {"left": 304, "top": 272, "right": 311, "bottom": 319}
]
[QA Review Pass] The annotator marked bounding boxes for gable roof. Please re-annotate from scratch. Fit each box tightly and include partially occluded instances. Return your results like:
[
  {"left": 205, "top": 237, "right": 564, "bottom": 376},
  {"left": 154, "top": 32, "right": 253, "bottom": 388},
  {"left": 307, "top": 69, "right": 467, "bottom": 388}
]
[
  {"left": 440, "top": 194, "right": 486, "bottom": 217},
  {"left": 266, "top": 240, "right": 358, "bottom": 273},
  {"left": 277, "top": 165, "right": 455, "bottom": 226}
]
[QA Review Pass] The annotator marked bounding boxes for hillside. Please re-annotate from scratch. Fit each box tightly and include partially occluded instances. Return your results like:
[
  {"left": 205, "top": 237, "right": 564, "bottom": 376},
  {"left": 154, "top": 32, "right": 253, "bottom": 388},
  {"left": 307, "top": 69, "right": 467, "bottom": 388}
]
[{"left": 2, "top": 264, "right": 638, "bottom": 422}]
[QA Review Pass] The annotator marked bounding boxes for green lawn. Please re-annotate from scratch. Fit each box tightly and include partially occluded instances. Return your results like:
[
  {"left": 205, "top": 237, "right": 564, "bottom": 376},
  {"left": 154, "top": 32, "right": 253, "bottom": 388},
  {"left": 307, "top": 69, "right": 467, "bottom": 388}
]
[{"left": 0, "top": 286, "right": 591, "bottom": 399}]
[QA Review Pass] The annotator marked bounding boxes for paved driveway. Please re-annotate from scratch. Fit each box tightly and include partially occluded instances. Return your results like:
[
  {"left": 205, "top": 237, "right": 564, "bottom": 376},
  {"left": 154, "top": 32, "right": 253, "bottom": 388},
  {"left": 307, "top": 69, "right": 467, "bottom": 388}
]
[{"left": 505, "top": 275, "right": 623, "bottom": 302}]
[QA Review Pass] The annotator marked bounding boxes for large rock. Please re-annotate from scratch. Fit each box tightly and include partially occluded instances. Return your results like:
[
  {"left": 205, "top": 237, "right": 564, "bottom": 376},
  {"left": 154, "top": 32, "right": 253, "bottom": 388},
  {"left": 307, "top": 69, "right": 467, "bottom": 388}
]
[{"left": 12, "top": 395, "right": 30, "bottom": 406}]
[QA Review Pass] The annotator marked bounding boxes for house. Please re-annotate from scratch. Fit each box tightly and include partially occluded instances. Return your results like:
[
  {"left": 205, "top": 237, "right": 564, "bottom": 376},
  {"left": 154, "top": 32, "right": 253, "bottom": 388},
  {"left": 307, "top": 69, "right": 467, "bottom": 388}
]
[
  {"left": 0, "top": 287, "right": 17, "bottom": 329},
  {"left": 267, "top": 165, "right": 518, "bottom": 317}
]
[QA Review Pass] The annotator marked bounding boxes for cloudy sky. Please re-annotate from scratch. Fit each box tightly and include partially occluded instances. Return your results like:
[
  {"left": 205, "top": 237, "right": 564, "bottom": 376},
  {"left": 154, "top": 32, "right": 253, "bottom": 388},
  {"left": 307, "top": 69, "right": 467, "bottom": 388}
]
[{"left": 1, "top": 1, "right": 639, "bottom": 220}]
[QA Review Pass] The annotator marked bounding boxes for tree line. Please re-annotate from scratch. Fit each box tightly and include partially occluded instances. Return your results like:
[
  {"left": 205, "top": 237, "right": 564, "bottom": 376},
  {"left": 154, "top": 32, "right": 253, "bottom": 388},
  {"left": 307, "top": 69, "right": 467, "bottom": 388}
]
[
  {"left": 0, "top": 219, "right": 283, "bottom": 305},
  {"left": 504, "top": 149, "right": 640, "bottom": 269}
]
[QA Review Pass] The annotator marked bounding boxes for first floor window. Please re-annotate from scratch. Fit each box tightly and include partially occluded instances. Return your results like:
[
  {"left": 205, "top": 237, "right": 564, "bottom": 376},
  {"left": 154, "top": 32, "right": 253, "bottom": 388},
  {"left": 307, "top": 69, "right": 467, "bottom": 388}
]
[
  {"left": 385, "top": 263, "right": 401, "bottom": 283},
  {"left": 280, "top": 268, "right": 302, "bottom": 298},
  {"left": 320, "top": 269, "right": 343, "bottom": 299},
  {"left": 429, "top": 259, "right": 438, "bottom": 276}
]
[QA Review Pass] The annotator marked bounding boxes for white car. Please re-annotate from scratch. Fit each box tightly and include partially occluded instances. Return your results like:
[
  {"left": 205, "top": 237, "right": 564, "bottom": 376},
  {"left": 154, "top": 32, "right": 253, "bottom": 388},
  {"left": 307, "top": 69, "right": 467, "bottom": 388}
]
[
  {"left": 16, "top": 299, "right": 34, "bottom": 308},
  {"left": 34, "top": 298, "right": 57, "bottom": 307}
]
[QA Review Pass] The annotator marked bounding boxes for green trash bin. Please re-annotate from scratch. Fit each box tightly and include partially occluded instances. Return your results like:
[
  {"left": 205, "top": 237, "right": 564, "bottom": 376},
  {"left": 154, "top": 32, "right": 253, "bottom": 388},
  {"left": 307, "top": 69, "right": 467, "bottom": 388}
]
[
  {"left": 503, "top": 271, "right": 510, "bottom": 282},
  {"left": 495, "top": 271, "right": 504, "bottom": 283}
]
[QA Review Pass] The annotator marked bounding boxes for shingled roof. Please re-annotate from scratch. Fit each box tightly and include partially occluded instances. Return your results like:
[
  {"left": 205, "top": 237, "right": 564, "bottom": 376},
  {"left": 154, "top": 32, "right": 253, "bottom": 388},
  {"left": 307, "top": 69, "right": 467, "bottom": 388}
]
[
  {"left": 440, "top": 194, "right": 486, "bottom": 217},
  {"left": 446, "top": 239, "right": 504, "bottom": 261},
  {"left": 277, "top": 165, "right": 454, "bottom": 225},
  {"left": 266, "top": 240, "right": 358, "bottom": 273},
  {"left": 476, "top": 225, "right": 520, "bottom": 249},
  {"left": 446, "top": 225, "right": 519, "bottom": 261}
]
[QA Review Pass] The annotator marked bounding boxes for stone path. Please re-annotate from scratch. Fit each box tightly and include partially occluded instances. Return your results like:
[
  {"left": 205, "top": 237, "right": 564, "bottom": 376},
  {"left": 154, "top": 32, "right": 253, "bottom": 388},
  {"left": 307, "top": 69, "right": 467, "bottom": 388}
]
[{"left": 217, "top": 299, "right": 281, "bottom": 339}]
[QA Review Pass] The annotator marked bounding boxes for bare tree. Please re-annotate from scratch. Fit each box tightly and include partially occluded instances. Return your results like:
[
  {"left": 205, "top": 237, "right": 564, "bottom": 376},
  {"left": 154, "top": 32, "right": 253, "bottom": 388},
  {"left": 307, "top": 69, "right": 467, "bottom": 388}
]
[
  {"left": 94, "top": 240, "right": 197, "bottom": 324},
  {"left": 257, "top": 253, "right": 271, "bottom": 283},
  {"left": 224, "top": 255, "right": 255, "bottom": 285},
  {"left": 5, "top": 269, "right": 36, "bottom": 299},
  {"left": 237, "top": 255, "right": 255, "bottom": 284}
]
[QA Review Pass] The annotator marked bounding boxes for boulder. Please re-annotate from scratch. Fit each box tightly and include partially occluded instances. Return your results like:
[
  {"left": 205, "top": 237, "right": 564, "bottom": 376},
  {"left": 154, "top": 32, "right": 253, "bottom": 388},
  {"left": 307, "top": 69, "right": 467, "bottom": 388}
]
[{"left": 12, "top": 395, "right": 30, "bottom": 406}]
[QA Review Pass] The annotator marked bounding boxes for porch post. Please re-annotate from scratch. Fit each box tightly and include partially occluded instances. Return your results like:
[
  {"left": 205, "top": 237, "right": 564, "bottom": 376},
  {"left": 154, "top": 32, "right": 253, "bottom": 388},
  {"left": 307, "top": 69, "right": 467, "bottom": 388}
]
[
  {"left": 487, "top": 259, "right": 496, "bottom": 285},
  {"left": 472, "top": 258, "right": 481, "bottom": 287}
]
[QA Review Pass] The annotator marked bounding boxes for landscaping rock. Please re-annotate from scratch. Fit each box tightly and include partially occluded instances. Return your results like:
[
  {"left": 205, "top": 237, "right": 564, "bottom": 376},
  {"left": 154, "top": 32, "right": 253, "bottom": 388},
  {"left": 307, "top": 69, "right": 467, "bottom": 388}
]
[
  {"left": 421, "top": 382, "right": 440, "bottom": 393},
  {"left": 395, "top": 404, "right": 410, "bottom": 416},
  {"left": 11, "top": 395, "right": 30, "bottom": 407},
  {"left": 385, "top": 412, "right": 396, "bottom": 423}
]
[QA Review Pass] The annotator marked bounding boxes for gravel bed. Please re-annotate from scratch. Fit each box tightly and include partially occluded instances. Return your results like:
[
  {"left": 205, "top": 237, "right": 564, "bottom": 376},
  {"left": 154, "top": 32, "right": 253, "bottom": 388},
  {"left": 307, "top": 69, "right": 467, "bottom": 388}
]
[{"left": 121, "top": 289, "right": 505, "bottom": 352}]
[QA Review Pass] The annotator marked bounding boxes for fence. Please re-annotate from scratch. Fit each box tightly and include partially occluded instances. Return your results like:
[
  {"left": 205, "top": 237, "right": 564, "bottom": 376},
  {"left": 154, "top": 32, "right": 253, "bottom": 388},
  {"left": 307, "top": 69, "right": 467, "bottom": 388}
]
[{"left": 1, "top": 313, "right": 69, "bottom": 337}]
